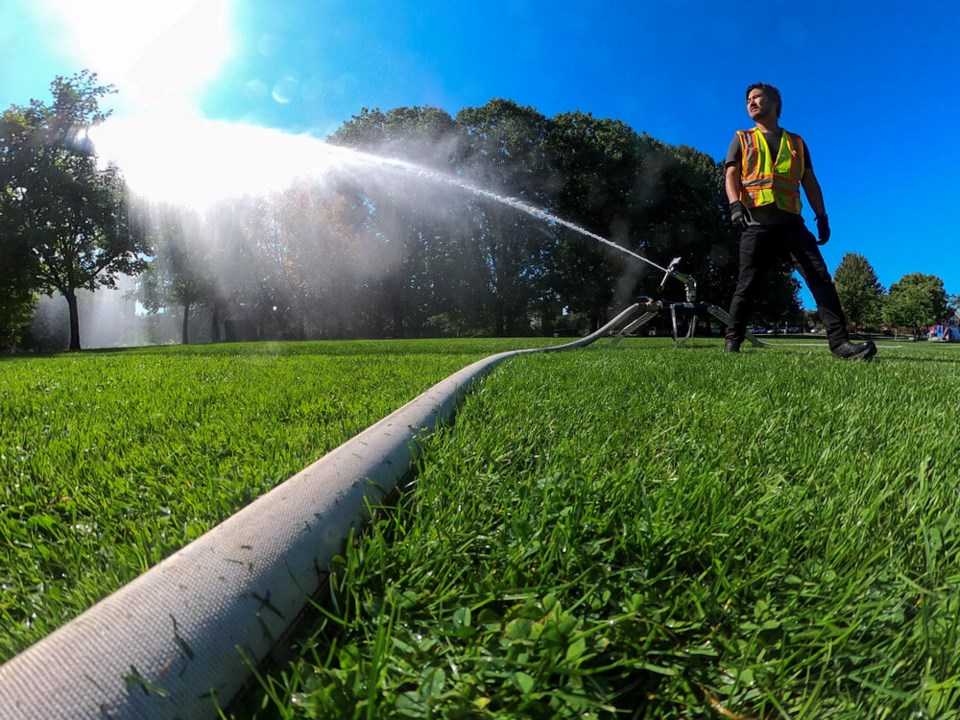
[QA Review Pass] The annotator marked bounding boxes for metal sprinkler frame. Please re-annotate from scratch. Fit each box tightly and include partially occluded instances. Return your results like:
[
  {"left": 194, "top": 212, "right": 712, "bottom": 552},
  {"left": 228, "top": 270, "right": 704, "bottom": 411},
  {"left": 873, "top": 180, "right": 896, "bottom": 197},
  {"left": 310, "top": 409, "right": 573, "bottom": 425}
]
[{"left": 611, "top": 257, "right": 768, "bottom": 349}]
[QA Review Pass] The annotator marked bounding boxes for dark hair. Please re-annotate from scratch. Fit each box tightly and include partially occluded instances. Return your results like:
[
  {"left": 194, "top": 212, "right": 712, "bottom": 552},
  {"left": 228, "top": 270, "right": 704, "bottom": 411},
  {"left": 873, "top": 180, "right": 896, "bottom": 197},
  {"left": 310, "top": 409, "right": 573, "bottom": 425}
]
[{"left": 746, "top": 82, "right": 782, "bottom": 118}]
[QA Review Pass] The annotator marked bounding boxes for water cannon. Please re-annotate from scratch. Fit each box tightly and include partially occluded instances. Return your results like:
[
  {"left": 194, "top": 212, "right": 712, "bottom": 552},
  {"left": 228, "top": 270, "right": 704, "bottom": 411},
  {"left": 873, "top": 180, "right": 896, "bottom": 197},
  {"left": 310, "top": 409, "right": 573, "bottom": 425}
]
[{"left": 659, "top": 257, "right": 697, "bottom": 303}]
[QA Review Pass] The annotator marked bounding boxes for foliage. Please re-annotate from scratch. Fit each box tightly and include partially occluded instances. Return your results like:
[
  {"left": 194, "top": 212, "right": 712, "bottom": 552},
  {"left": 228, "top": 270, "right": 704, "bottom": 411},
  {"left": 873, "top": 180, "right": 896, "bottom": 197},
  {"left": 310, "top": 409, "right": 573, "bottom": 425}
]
[
  {"left": 543, "top": 112, "right": 643, "bottom": 329},
  {"left": 137, "top": 205, "right": 217, "bottom": 343},
  {"left": 833, "top": 253, "right": 884, "bottom": 330},
  {"left": 0, "top": 111, "right": 41, "bottom": 350},
  {"left": 883, "top": 272, "right": 949, "bottom": 334},
  {"left": 749, "top": 258, "right": 803, "bottom": 327},
  {"left": 330, "top": 106, "right": 470, "bottom": 337},
  {"left": 324, "top": 101, "right": 756, "bottom": 337},
  {"left": 0, "top": 71, "right": 148, "bottom": 350},
  {"left": 0, "top": 230, "right": 37, "bottom": 351},
  {"left": 324, "top": 101, "right": 772, "bottom": 337},
  {"left": 332, "top": 106, "right": 461, "bottom": 170},
  {"left": 456, "top": 100, "right": 555, "bottom": 335}
]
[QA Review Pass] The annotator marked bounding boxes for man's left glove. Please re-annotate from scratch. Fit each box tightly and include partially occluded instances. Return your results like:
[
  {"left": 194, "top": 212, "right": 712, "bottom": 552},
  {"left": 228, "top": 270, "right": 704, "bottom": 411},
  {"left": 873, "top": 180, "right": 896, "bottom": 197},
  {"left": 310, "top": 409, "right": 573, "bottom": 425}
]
[
  {"left": 729, "top": 201, "right": 749, "bottom": 232},
  {"left": 816, "top": 214, "right": 830, "bottom": 245}
]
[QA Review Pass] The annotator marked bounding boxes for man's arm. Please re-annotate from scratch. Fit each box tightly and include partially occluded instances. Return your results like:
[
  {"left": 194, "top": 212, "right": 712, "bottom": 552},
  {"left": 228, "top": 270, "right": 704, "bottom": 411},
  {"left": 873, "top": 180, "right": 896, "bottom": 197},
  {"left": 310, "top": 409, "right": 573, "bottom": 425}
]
[
  {"left": 801, "top": 168, "right": 826, "bottom": 217},
  {"left": 724, "top": 164, "right": 749, "bottom": 231},
  {"left": 724, "top": 163, "right": 742, "bottom": 204},
  {"left": 802, "top": 168, "right": 831, "bottom": 244}
]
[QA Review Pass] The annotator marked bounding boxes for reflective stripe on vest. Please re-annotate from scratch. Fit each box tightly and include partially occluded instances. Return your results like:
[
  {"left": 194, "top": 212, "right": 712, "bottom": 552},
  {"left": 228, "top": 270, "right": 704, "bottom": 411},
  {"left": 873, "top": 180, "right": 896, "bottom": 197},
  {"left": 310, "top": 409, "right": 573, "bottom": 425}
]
[{"left": 737, "top": 128, "right": 805, "bottom": 214}]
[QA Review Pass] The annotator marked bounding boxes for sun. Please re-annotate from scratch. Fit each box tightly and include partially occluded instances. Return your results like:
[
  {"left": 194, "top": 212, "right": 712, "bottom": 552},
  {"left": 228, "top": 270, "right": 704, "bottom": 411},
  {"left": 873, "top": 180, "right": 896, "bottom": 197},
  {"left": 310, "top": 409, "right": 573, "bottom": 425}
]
[
  {"left": 37, "top": 0, "right": 232, "bottom": 116},
  {"left": 38, "top": 0, "right": 283, "bottom": 209},
  {"left": 40, "top": 0, "right": 354, "bottom": 211},
  {"left": 91, "top": 114, "right": 341, "bottom": 210}
]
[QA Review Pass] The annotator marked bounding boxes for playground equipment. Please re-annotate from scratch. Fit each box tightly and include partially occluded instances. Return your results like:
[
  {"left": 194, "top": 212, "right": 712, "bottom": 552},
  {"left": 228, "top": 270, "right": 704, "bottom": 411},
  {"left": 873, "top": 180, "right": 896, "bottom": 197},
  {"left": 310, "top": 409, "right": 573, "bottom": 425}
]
[{"left": 927, "top": 324, "right": 960, "bottom": 342}]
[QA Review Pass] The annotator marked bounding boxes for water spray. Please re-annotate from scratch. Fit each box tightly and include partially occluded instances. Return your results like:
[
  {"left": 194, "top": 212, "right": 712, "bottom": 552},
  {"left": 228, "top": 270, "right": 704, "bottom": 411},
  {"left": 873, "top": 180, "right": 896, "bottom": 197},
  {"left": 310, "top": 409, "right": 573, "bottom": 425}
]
[
  {"left": 90, "top": 115, "right": 747, "bottom": 350},
  {"left": 350, "top": 147, "right": 752, "bottom": 348},
  {"left": 92, "top": 117, "right": 699, "bottom": 303},
  {"left": 323, "top": 145, "right": 701, "bottom": 298}
]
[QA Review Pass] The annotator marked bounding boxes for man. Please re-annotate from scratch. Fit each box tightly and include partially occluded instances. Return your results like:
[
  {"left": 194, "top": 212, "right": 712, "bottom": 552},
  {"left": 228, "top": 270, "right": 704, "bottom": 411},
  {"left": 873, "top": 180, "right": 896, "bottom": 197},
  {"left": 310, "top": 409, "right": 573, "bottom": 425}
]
[{"left": 723, "top": 82, "right": 876, "bottom": 360}]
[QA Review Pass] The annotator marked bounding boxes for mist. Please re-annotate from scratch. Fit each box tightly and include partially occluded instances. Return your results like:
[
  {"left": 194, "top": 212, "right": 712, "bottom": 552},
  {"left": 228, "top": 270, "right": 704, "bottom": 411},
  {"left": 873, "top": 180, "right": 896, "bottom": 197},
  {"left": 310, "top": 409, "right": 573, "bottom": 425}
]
[{"left": 24, "top": 107, "right": 725, "bottom": 349}]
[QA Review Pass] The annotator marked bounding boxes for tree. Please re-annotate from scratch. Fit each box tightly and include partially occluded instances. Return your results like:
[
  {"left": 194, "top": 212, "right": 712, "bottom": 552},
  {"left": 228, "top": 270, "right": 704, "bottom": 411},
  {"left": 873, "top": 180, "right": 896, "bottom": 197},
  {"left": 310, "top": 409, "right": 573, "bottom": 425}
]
[
  {"left": 833, "top": 253, "right": 884, "bottom": 331},
  {"left": 883, "top": 273, "right": 949, "bottom": 337},
  {"left": 456, "top": 99, "right": 554, "bottom": 335},
  {"left": 1, "top": 107, "right": 41, "bottom": 350},
  {"left": 543, "top": 112, "right": 641, "bottom": 330},
  {"left": 750, "top": 259, "right": 803, "bottom": 328},
  {"left": 137, "top": 206, "right": 216, "bottom": 344},
  {"left": 543, "top": 116, "right": 742, "bottom": 331},
  {"left": 0, "top": 203, "right": 37, "bottom": 350},
  {"left": 331, "top": 105, "right": 462, "bottom": 337},
  {"left": 0, "top": 279, "right": 36, "bottom": 351},
  {"left": 1, "top": 71, "right": 149, "bottom": 350}
]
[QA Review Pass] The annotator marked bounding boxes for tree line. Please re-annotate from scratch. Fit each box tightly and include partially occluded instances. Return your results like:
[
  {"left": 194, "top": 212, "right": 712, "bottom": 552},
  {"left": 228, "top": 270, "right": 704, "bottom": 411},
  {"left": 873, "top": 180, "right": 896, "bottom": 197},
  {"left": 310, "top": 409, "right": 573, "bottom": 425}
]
[
  {"left": 1, "top": 73, "right": 953, "bottom": 351},
  {"left": 135, "top": 100, "right": 755, "bottom": 345},
  {"left": 833, "top": 253, "right": 959, "bottom": 337}
]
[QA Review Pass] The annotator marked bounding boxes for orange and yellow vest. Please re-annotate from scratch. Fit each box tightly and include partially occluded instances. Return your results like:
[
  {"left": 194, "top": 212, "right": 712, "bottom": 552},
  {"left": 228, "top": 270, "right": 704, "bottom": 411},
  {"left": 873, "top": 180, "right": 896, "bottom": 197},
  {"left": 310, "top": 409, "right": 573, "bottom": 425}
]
[{"left": 737, "top": 128, "right": 805, "bottom": 214}]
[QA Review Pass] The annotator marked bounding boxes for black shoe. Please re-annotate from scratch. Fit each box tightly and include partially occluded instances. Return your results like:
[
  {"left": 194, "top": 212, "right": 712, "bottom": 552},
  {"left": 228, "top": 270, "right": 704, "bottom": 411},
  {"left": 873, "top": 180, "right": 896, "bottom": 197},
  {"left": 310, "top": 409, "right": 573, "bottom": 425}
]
[
  {"left": 831, "top": 340, "right": 877, "bottom": 360},
  {"left": 724, "top": 338, "right": 741, "bottom": 353}
]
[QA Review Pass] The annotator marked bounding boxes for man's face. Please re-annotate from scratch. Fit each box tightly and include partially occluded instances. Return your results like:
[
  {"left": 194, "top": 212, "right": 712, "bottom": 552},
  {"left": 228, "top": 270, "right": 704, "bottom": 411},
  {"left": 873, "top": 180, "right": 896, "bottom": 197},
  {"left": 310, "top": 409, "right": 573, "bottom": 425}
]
[{"left": 747, "top": 89, "right": 777, "bottom": 122}]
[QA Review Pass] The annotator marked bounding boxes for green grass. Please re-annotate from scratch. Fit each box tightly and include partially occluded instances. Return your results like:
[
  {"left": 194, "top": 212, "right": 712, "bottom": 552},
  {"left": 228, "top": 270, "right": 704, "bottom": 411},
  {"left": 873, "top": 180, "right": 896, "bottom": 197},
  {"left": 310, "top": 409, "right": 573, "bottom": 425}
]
[
  {"left": 0, "top": 338, "right": 558, "bottom": 661},
  {"left": 238, "top": 338, "right": 960, "bottom": 719},
  {"left": 4, "top": 337, "right": 960, "bottom": 718}
]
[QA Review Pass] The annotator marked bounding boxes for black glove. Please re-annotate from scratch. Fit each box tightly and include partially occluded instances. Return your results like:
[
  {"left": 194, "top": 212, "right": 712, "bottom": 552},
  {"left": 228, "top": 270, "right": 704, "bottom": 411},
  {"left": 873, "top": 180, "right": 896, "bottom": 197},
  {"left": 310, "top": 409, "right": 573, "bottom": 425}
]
[
  {"left": 729, "top": 201, "right": 749, "bottom": 232},
  {"left": 816, "top": 214, "right": 830, "bottom": 245}
]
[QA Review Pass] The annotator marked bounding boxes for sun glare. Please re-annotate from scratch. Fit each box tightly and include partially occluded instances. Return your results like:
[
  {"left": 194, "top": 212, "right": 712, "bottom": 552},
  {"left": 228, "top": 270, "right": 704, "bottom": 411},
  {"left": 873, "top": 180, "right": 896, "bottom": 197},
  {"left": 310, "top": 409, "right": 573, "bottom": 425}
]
[
  {"left": 37, "top": 0, "right": 232, "bottom": 115},
  {"left": 34, "top": 0, "right": 330, "bottom": 210},
  {"left": 90, "top": 114, "right": 337, "bottom": 210}
]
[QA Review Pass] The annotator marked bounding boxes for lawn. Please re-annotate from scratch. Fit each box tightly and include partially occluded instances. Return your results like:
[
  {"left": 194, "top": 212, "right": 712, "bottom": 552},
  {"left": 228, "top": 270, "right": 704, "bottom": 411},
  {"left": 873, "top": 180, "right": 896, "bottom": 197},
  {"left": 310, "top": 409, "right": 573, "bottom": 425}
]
[
  {"left": 238, "top": 338, "right": 960, "bottom": 719},
  {"left": 3, "top": 337, "right": 960, "bottom": 719},
  {"left": 0, "top": 338, "right": 556, "bottom": 662}
]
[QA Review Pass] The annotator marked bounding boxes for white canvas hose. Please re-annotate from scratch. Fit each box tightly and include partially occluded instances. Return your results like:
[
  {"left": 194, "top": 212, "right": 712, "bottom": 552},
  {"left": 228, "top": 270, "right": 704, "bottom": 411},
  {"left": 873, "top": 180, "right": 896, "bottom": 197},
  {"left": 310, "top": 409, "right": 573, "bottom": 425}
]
[{"left": 0, "top": 305, "right": 640, "bottom": 720}]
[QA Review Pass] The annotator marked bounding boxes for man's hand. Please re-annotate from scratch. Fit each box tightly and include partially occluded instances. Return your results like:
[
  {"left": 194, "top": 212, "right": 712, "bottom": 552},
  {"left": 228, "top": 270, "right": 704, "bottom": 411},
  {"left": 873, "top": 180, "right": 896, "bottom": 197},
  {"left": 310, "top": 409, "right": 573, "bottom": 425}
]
[
  {"left": 816, "top": 214, "right": 830, "bottom": 245},
  {"left": 729, "top": 201, "right": 749, "bottom": 231}
]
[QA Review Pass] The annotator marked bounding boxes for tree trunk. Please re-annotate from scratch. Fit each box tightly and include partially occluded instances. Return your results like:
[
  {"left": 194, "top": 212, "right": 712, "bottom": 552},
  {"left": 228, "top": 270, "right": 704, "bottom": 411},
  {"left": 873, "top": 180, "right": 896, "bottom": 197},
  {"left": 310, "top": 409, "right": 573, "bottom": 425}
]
[
  {"left": 66, "top": 290, "right": 81, "bottom": 351},
  {"left": 494, "top": 306, "right": 505, "bottom": 336},
  {"left": 291, "top": 290, "right": 305, "bottom": 341},
  {"left": 210, "top": 304, "right": 222, "bottom": 342},
  {"left": 392, "top": 305, "right": 405, "bottom": 339},
  {"left": 181, "top": 301, "right": 191, "bottom": 345},
  {"left": 388, "top": 277, "right": 405, "bottom": 338}
]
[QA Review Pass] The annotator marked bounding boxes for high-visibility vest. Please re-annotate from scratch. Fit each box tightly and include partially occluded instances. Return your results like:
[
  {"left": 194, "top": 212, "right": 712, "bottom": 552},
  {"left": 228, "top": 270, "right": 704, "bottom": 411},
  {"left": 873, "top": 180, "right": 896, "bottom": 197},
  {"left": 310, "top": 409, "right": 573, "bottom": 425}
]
[{"left": 737, "top": 128, "right": 805, "bottom": 214}]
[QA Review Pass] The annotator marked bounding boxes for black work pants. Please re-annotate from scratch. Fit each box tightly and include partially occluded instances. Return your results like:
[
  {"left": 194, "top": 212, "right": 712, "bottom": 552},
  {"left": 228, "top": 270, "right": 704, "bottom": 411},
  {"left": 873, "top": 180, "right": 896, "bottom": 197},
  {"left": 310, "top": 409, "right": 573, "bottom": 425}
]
[{"left": 727, "top": 219, "right": 850, "bottom": 349}]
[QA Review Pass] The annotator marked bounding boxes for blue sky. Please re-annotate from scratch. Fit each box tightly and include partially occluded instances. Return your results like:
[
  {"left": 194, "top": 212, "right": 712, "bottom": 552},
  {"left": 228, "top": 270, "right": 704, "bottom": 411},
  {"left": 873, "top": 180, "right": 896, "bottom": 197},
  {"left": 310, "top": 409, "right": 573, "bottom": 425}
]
[{"left": 2, "top": 0, "right": 958, "bottom": 307}]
